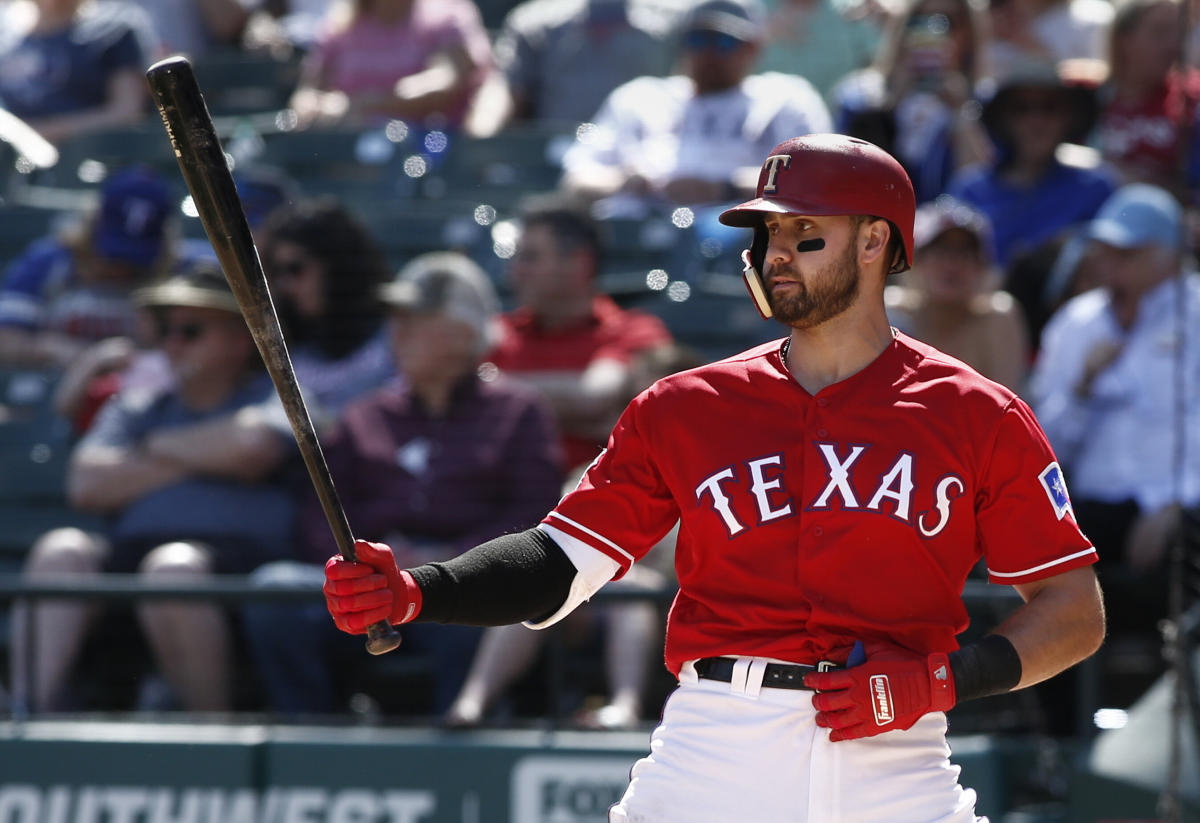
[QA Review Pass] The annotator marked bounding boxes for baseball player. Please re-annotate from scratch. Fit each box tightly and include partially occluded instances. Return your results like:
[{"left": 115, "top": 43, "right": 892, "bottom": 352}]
[{"left": 324, "top": 134, "right": 1105, "bottom": 822}]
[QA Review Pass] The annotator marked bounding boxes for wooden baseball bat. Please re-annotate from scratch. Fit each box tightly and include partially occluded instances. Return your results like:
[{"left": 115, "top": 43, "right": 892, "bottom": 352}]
[{"left": 145, "top": 55, "right": 402, "bottom": 655}]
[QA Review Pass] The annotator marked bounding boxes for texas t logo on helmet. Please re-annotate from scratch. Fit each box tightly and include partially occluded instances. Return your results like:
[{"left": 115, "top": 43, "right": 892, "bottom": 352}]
[
  {"left": 761, "top": 154, "right": 792, "bottom": 193},
  {"left": 719, "top": 133, "right": 917, "bottom": 320}
]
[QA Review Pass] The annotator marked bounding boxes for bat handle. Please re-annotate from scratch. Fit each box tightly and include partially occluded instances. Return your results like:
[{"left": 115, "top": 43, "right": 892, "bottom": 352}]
[
  {"left": 365, "top": 621, "right": 403, "bottom": 655},
  {"left": 342, "top": 544, "right": 404, "bottom": 654}
]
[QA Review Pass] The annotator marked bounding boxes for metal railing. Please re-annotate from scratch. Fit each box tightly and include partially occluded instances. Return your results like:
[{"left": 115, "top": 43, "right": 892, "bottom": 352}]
[{"left": 0, "top": 575, "right": 1026, "bottom": 723}]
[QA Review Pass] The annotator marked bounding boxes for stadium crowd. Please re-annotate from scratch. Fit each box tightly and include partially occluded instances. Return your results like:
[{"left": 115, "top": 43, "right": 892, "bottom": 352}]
[{"left": 0, "top": 0, "right": 1197, "bottom": 746}]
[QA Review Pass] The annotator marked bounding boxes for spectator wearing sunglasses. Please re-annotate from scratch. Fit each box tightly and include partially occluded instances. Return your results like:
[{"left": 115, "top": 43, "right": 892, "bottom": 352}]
[
  {"left": 9, "top": 259, "right": 304, "bottom": 715},
  {"left": 947, "top": 61, "right": 1116, "bottom": 269},
  {"left": 259, "top": 197, "right": 395, "bottom": 417},
  {"left": 561, "top": 0, "right": 831, "bottom": 219}
]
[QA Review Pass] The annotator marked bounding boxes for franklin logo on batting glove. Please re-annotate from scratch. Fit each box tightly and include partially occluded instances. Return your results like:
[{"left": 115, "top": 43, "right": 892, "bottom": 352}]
[
  {"left": 869, "top": 675, "right": 894, "bottom": 725},
  {"left": 805, "top": 642, "right": 956, "bottom": 741}
]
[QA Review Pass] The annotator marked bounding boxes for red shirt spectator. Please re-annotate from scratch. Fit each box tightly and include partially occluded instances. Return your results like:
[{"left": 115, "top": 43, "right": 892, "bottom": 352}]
[
  {"left": 486, "top": 201, "right": 674, "bottom": 471},
  {"left": 490, "top": 294, "right": 672, "bottom": 469}
]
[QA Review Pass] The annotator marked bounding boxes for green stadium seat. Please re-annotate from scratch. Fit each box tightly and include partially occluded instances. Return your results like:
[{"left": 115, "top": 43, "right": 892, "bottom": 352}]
[
  {"left": 637, "top": 275, "right": 779, "bottom": 362},
  {"left": 256, "top": 126, "right": 423, "bottom": 203},
  {"left": 0, "top": 368, "right": 76, "bottom": 503},
  {"left": 32, "top": 124, "right": 181, "bottom": 190},
  {"left": 190, "top": 50, "right": 301, "bottom": 117},
  {"left": 419, "top": 127, "right": 573, "bottom": 209},
  {"left": 0, "top": 203, "right": 75, "bottom": 267}
]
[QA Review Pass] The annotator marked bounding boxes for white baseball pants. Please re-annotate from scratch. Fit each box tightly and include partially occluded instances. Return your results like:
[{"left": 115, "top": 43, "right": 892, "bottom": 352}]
[{"left": 609, "top": 657, "right": 985, "bottom": 823}]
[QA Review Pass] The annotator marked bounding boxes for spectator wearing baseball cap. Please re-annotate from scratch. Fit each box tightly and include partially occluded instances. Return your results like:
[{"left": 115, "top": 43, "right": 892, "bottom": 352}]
[
  {"left": 561, "top": 0, "right": 830, "bottom": 219},
  {"left": 10, "top": 257, "right": 303, "bottom": 714},
  {"left": 0, "top": 166, "right": 176, "bottom": 368},
  {"left": 244, "top": 250, "right": 564, "bottom": 718},
  {"left": 1031, "top": 184, "right": 1200, "bottom": 697},
  {"left": 886, "top": 196, "right": 1030, "bottom": 390}
]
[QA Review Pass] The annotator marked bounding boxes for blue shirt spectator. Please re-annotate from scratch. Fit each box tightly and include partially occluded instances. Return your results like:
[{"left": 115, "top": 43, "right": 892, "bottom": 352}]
[
  {"left": 947, "top": 61, "right": 1116, "bottom": 267},
  {"left": 0, "top": 166, "right": 175, "bottom": 367},
  {"left": 947, "top": 157, "right": 1116, "bottom": 267},
  {"left": 0, "top": 0, "right": 156, "bottom": 143}
]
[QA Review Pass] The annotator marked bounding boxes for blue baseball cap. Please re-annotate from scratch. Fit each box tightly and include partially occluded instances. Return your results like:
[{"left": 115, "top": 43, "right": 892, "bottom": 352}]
[
  {"left": 93, "top": 167, "right": 172, "bottom": 266},
  {"left": 234, "top": 165, "right": 296, "bottom": 228},
  {"left": 1087, "top": 184, "right": 1183, "bottom": 251}
]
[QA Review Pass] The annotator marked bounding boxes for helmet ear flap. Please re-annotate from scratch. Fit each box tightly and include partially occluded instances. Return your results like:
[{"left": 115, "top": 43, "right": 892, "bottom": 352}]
[
  {"left": 742, "top": 223, "right": 772, "bottom": 319},
  {"left": 741, "top": 225, "right": 773, "bottom": 320}
]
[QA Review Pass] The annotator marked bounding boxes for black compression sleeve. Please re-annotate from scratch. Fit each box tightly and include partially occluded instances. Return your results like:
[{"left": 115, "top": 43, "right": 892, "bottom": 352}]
[
  {"left": 406, "top": 528, "right": 578, "bottom": 626},
  {"left": 948, "top": 634, "right": 1024, "bottom": 702}
]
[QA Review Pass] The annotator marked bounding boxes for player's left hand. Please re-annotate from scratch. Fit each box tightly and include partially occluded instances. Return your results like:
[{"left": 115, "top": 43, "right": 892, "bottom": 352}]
[{"left": 803, "top": 642, "right": 956, "bottom": 741}]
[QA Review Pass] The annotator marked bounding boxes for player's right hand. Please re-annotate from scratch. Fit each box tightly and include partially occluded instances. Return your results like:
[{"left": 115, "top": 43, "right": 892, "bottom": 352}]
[{"left": 323, "top": 539, "right": 423, "bottom": 634}]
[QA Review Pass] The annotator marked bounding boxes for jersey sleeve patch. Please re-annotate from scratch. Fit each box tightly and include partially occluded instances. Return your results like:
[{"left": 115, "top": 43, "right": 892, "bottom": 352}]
[{"left": 1038, "top": 462, "right": 1073, "bottom": 520}]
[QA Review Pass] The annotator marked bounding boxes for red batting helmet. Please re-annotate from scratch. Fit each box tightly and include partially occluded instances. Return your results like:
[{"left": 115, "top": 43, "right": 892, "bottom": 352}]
[{"left": 721, "top": 133, "right": 915, "bottom": 266}]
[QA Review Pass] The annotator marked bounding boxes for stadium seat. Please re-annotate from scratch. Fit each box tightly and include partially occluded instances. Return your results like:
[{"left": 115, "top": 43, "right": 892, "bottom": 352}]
[
  {"left": 0, "top": 369, "right": 99, "bottom": 566},
  {"left": 360, "top": 201, "right": 491, "bottom": 271},
  {"left": 419, "top": 126, "right": 573, "bottom": 209},
  {"left": 190, "top": 50, "right": 301, "bottom": 117},
  {"left": 0, "top": 203, "right": 76, "bottom": 268},
  {"left": 637, "top": 274, "right": 779, "bottom": 362},
  {"left": 31, "top": 124, "right": 181, "bottom": 190},
  {"left": 256, "top": 126, "right": 424, "bottom": 204}
]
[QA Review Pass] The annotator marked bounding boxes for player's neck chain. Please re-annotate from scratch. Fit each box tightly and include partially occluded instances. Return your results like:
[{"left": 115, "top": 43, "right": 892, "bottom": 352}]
[{"left": 781, "top": 338, "right": 791, "bottom": 374}]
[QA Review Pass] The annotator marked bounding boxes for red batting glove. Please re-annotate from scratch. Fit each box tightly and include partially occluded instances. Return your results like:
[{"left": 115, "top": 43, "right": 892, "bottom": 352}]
[
  {"left": 323, "top": 539, "right": 423, "bottom": 634},
  {"left": 803, "top": 642, "right": 956, "bottom": 742}
]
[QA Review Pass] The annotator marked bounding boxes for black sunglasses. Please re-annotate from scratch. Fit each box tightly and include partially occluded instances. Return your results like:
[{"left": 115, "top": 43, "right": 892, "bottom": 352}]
[
  {"left": 272, "top": 258, "right": 311, "bottom": 277},
  {"left": 684, "top": 29, "right": 745, "bottom": 53},
  {"left": 159, "top": 321, "right": 208, "bottom": 343}
]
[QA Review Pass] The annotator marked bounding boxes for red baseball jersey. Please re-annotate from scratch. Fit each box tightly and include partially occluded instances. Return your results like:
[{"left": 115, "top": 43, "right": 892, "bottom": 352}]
[{"left": 543, "top": 333, "right": 1097, "bottom": 675}]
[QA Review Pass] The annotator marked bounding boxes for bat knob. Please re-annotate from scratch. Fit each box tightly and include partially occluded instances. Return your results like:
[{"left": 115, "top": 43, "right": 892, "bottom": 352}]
[{"left": 365, "top": 622, "right": 403, "bottom": 655}]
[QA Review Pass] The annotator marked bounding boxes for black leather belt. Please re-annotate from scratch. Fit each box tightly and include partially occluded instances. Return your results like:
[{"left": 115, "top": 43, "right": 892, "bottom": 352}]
[{"left": 693, "top": 656, "right": 838, "bottom": 691}]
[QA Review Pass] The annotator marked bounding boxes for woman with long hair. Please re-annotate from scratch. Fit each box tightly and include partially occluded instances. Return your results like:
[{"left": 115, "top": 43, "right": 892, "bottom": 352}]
[{"left": 260, "top": 196, "right": 395, "bottom": 415}]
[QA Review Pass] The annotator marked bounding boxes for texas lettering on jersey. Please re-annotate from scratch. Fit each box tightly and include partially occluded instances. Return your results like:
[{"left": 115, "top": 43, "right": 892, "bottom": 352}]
[
  {"left": 695, "top": 444, "right": 966, "bottom": 540},
  {"left": 544, "top": 334, "right": 1098, "bottom": 673}
]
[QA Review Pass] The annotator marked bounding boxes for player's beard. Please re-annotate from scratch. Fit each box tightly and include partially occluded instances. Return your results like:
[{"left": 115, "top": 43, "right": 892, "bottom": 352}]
[{"left": 764, "top": 240, "right": 861, "bottom": 329}]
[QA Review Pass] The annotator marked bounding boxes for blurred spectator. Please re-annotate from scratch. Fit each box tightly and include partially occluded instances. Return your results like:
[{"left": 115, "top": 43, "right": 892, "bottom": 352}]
[
  {"left": 831, "top": 0, "right": 992, "bottom": 203},
  {"left": 988, "top": 0, "right": 1113, "bottom": 74},
  {"left": 125, "top": 0, "right": 259, "bottom": 56},
  {"left": 948, "top": 61, "right": 1116, "bottom": 267},
  {"left": 1030, "top": 183, "right": 1200, "bottom": 641},
  {"left": 259, "top": 196, "right": 394, "bottom": 415},
  {"left": 1028, "top": 0, "right": 1114, "bottom": 64},
  {"left": 57, "top": 165, "right": 294, "bottom": 434},
  {"left": 243, "top": 0, "right": 338, "bottom": 54},
  {"left": 9, "top": 260, "right": 300, "bottom": 714},
  {"left": 286, "top": 0, "right": 492, "bottom": 131},
  {"left": 1095, "top": 0, "right": 1200, "bottom": 200},
  {"left": 757, "top": 0, "right": 884, "bottom": 102},
  {"left": 885, "top": 196, "right": 1029, "bottom": 390},
  {"left": 486, "top": 199, "right": 673, "bottom": 472},
  {"left": 244, "top": 252, "right": 564, "bottom": 717},
  {"left": 445, "top": 342, "right": 702, "bottom": 730},
  {"left": 467, "top": 0, "right": 688, "bottom": 137},
  {"left": 560, "top": 0, "right": 831, "bottom": 218},
  {"left": 0, "top": 166, "right": 175, "bottom": 369},
  {"left": 0, "top": 0, "right": 157, "bottom": 144}
]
